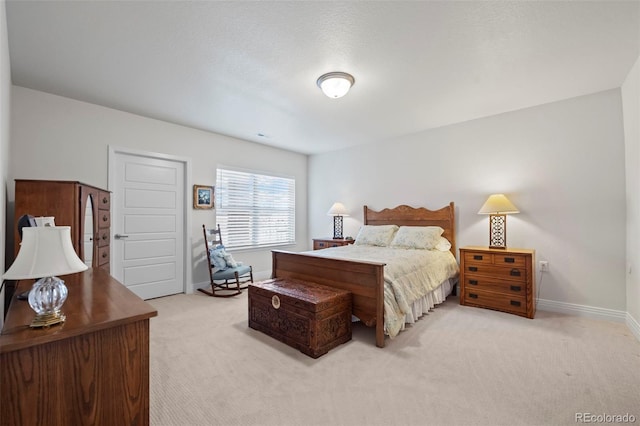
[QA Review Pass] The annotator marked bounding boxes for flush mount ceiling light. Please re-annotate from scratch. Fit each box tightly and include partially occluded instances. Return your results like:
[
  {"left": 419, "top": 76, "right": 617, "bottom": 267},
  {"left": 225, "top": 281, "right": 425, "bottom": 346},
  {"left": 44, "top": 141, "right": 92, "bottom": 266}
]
[{"left": 316, "top": 72, "right": 355, "bottom": 99}]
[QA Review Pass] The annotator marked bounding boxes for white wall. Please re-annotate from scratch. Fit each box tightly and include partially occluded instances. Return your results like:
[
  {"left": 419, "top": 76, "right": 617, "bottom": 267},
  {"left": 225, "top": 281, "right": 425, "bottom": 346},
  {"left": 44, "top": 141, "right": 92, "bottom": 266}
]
[
  {"left": 309, "top": 89, "right": 627, "bottom": 313},
  {"left": 0, "top": 0, "right": 10, "bottom": 326},
  {"left": 9, "top": 86, "right": 308, "bottom": 291},
  {"left": 622, "top": 55, "right": 640, "bottom": 337}
]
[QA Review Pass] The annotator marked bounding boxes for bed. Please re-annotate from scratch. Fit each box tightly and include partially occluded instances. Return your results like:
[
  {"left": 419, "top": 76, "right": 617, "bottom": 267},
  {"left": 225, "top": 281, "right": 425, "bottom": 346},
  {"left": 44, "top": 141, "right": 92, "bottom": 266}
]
[{"left": 271, "top": 203, "right": 458, "bottom": 348}]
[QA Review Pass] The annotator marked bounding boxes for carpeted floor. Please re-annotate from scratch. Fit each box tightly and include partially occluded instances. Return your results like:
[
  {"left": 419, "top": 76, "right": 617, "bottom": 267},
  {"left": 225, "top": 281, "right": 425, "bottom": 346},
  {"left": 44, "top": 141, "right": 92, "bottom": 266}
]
[{"left": 148, "top": 291, "right": 640, "bottom": 426}]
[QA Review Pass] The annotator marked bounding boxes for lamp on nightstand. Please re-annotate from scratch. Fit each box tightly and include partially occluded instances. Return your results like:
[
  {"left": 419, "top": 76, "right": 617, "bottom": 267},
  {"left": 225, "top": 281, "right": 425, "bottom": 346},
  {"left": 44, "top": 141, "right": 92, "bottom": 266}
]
[
  {"left": 327, "top": 202, "right": 349, "bottom": 239},
  {"left": 2, "top": 226, "right": 88, "bottom": 328},
  {"left": 478, "top": 194, "right": 519, "bottom": 249}
]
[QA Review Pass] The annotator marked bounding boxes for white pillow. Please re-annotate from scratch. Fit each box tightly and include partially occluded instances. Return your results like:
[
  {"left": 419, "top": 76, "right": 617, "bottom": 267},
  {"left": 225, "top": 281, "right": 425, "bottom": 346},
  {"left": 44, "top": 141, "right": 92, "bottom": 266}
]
[
  {"left": 434, "top": 236, "right": 452, "bottom": 252},
  {"left": 390, "top": 226, "right": 444, "bottom": 249},
  {"left": 354, "top": 225, "right": 399, "bottom": 246}
]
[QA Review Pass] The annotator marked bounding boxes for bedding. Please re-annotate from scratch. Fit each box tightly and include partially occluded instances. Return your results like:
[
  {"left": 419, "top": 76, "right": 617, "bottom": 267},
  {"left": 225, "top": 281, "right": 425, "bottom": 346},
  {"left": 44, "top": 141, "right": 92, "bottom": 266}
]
[{"left": 307, "top": 244, "right": 459, "bottom": 338}]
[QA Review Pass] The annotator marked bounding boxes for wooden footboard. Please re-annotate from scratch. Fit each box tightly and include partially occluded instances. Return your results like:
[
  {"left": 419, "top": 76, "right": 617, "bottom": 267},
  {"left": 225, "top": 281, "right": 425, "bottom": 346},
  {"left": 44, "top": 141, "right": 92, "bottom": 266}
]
[{"left": 271, "top": 250, "right": 387, "bottom": 348}]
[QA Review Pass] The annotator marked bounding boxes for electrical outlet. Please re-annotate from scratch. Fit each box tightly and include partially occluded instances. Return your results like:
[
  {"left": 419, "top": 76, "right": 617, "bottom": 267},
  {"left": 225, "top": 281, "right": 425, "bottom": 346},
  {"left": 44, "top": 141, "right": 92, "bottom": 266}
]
[{"left": 539, "top": 261, "right": 549, "bottom": 271}]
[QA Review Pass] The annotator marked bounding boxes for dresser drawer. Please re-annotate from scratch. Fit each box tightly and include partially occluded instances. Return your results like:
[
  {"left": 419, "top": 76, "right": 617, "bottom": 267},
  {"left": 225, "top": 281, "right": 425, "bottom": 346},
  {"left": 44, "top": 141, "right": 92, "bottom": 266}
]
[
  {"left": 314, "top": 240, "right": 329, "bottom": 250},
  {"left": 462, "top": 275, "right": 526, "bottom": 295},
  {"left": 313, "top": 239, "right": 353, "bottom": 250},
  {"left": 464, "top": 288, "right": 527, "bottom": 315},
  {"left": 463, "top": 251, "right": 527, "bottom": 268},
  {"left": 463, "top": 264, "right": 527, "bottom": 282}
]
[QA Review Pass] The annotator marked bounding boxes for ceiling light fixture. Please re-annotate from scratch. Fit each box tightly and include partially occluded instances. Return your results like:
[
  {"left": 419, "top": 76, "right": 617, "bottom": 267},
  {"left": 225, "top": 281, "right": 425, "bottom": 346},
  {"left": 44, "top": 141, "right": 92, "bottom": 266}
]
[{"left": 316, "top": 72, "right": 355, "bottom": 99}]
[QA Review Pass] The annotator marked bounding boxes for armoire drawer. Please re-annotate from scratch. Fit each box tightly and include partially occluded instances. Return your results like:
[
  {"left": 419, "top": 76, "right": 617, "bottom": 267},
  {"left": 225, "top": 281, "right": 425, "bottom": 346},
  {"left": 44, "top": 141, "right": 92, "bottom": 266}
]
[
  {"left": 97, "top": 245, "right": 110, "bottom": 266},
  {"left": 98, "top": 210, "right": 111, "bottom": 229}
]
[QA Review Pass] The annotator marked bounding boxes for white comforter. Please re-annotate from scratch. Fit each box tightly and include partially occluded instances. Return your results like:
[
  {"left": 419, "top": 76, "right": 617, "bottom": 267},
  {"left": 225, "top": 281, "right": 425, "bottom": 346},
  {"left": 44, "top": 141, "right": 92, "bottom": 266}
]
[{"left": 307, "top": 245, "right": 460, "bottom": 337}]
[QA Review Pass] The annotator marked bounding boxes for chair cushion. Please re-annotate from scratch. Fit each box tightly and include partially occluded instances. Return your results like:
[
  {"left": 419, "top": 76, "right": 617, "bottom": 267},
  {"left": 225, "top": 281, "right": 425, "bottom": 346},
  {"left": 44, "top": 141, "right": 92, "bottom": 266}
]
[{"left": 213, "top": 265, "right": 252, "bottom": 280}]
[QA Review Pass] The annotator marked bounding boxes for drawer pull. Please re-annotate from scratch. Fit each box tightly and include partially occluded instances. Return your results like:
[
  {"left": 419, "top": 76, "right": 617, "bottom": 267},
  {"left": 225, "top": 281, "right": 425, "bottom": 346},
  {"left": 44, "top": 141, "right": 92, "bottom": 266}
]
[
  {"left": 510, "top": 285, "right": 521, "bottom": 292},
  {"left": 102, "top": 215, "right": 109, "bottom": 222},
  {"left": 510, "top": 269, "right": 521, "bottom": 277},
  {"left": 473, "top": 255, "right": 483, "bottom": 260},
  {"left": 468, "top": 266, "right": 478, "bottom": 272},
  {"left": 510, "top": 300, "right": 521, "bottom": 307},
  {"left": 469, "top": 280, "right": 478, "bottom": 285},
  {"left": 504, "top": 257, "right": 515, "bottom": 263},
  {"left": 102, "top": 252, "right": 108, "bottom": 258},
  {"left": 468, "top": 293, "right": 478, "bottom": 299}
]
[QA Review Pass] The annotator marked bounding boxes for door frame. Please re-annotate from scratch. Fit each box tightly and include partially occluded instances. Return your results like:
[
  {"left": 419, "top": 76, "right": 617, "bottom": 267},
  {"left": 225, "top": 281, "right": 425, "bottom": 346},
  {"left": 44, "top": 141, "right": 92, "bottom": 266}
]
[{"left": 108, "top": 145, "right": 193, "bottom": 294}]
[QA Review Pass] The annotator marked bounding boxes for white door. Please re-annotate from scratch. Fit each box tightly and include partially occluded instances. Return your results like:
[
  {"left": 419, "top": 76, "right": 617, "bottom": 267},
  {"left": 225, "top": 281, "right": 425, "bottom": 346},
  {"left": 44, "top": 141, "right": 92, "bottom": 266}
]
[{"left": 112, "top": 151, "right": 185, "bottom": 299}]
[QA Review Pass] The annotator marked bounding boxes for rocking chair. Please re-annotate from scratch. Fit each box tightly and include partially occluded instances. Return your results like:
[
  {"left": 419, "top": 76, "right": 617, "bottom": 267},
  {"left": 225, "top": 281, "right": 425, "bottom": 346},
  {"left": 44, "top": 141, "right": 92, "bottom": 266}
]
[{"left": 200, "top": 224, "right": 253, "bottom": 298}]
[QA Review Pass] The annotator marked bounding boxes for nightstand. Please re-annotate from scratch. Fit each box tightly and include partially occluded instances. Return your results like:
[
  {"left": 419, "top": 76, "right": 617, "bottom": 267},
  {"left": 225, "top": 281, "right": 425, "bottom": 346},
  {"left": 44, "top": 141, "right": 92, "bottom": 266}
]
[
  {"left": 459, "top": 246, "right": 536, "bottom": 319},
  {"left": 313, "top": 238, "right": 355, "bottom": 250}
]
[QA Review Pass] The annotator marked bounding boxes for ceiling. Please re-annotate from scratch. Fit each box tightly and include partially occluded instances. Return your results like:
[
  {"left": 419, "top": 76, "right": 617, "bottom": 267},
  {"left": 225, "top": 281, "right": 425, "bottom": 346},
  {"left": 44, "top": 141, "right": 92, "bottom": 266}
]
[{"left": 5, "top": 1, "right": 640, "bottom": 155}]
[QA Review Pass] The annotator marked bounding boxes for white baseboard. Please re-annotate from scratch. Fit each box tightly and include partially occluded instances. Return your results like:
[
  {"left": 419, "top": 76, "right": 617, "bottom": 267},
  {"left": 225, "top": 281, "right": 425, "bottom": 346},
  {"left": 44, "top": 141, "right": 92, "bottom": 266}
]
[
  {"left": 626, "top": 312, "right": 640, "bottom": 342},
  {"left": 537, "top": 298, "right": 627, "bottom": 323}
]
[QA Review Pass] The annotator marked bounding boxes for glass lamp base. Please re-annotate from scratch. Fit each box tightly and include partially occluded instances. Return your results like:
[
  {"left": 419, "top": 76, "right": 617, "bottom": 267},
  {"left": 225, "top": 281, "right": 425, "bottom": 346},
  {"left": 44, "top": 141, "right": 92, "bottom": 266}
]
[
  {"left": 30, "top": 311, "right": 66, "bottom": 328},
  {"left": 28, "top": 276, "right": 68, "bottom": 328}
]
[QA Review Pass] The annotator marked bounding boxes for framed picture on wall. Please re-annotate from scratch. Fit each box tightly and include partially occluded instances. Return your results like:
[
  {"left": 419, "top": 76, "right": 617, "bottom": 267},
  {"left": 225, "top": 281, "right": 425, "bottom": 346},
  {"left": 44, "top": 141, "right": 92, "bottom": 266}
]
[{"left": 193, "top": 185, "right": 214, "bottom": 209}]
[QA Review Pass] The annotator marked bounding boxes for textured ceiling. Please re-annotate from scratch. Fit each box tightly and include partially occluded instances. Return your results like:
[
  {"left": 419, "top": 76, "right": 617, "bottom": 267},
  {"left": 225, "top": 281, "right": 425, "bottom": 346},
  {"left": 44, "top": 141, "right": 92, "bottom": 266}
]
[{"left": 6, "top": 1, "right": 640, "bottom": 155}]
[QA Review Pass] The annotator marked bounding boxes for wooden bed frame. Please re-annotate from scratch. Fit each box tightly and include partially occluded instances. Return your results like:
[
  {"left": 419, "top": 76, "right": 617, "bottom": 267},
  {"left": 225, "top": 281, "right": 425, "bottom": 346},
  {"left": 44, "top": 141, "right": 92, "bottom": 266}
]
[{"left": 271, "top": 203, "right": 456, "bottom": 348}]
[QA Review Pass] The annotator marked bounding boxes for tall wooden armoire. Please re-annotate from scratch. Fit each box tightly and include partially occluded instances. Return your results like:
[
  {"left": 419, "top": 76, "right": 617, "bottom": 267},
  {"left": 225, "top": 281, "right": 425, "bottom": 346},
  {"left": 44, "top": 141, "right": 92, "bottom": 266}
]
[{"left": 13, "top": 179, "right": 111, "bottom": 272}]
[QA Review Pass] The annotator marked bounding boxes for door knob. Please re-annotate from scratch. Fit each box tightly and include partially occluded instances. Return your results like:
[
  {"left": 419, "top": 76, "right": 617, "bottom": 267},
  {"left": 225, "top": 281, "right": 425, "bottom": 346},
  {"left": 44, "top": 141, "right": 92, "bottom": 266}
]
[{"left": 114, "top": 234, "right": 129, "bottom": 239}]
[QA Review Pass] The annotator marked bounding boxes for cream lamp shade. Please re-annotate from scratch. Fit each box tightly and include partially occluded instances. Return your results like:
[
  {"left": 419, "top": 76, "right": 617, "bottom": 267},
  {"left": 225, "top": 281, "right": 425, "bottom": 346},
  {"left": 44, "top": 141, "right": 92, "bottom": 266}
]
[
  {"left": 327, "top": 202, "right": 349, "bottom": 239},
  {"left": 477, "top": 194, "right": 519, "bottom": 249},
  {"left": 327, "top": 202, "right": 349, "bottom": 217},
  {"left": 478, "top": 194, "right": 520, "bottom": 215},
  {"left": 3, "top": 226, "right": 88, "bottom": 327}
]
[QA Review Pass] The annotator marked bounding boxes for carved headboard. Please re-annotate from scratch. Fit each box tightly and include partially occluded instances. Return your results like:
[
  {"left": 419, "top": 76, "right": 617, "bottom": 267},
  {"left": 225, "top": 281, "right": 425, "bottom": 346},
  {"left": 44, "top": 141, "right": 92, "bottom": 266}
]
[{"left": 363, "top": 203, "right": 456, "bottom": 255}]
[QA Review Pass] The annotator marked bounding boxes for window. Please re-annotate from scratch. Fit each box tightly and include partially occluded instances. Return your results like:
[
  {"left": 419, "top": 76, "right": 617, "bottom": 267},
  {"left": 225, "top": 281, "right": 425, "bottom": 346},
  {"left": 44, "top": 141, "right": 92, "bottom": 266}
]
[{"left": 215, "top": 167, "right": 295, "bottom": 250}]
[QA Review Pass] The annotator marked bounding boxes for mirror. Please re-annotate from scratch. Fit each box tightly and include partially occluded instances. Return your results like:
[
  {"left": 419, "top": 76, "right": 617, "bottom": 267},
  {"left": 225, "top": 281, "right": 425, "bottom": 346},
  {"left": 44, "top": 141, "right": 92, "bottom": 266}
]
[{"left": 83, "top": 195, "right": 94, "bottom": 267}]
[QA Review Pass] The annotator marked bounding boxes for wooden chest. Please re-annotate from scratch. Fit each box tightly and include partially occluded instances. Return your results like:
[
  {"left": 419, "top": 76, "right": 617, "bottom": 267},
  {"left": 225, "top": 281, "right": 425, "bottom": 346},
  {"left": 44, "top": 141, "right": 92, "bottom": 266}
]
[{"left": 248, "top": 278, "right": 352, "bottom": 358}]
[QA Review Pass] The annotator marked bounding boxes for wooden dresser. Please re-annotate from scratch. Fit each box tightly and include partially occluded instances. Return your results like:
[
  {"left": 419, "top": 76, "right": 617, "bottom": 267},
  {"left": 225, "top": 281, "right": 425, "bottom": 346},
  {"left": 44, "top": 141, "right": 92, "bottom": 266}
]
[
  {"left": 312, "top": 237, "right": 355, "bottom": 250},
  {"left": 459, "top": 246, "right": 536, "bottom": 318},
  {"left": 0, "top": 268, "right": 157, "bottom": 425},
  {"left": 14, "top": 179, "right": 111, "bottom": 272}
]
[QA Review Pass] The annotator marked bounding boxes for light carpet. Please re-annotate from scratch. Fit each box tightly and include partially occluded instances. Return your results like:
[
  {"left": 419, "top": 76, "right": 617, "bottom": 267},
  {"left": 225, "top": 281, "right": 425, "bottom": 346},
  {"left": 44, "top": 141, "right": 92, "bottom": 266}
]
[{"left": 148, "top": 291, "right": 640, "bottom": 426}]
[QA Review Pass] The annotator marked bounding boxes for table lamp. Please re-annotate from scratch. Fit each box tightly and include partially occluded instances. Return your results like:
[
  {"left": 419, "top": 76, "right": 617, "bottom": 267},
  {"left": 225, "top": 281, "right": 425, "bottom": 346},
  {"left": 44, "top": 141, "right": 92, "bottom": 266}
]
[
  {"left": 327, "top": 202, "right": 349, "bottom": 239},
  {"left": 478, "top": 194, "right": 519, "bottom": 249},
  {"left": 2, "top": 226, "right": 88, "bottom": 328}
]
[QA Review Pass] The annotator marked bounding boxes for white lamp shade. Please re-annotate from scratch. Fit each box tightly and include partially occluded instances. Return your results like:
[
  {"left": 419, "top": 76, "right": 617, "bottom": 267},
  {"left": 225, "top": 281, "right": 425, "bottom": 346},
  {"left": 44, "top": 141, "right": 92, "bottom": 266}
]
[
  {"left": 317, "top": 72, "right": 355, "bottom": 98},
  {"left": 3, "top": 226, "right": 88, "bottom": 279},
  {"left": 478, "top": 194, "right": 520, "bottom": 215},
  {"left": 327, "top": 202, "right": 349, "bottom": 216}
]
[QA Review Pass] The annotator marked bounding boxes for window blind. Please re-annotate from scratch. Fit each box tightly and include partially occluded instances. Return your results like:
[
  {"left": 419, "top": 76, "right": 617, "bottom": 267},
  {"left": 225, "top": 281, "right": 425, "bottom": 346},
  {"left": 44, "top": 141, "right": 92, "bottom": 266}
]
[{"left": 215, "top": 167, "right": 295, "bottom": 250}]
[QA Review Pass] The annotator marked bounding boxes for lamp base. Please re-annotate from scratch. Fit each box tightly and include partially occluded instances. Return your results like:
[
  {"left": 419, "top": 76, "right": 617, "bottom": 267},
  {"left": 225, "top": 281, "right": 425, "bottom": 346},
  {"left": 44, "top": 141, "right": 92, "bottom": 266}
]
[
  {"left": 30, "top": 311, "right": 66, "bottom": 328},
  {"left": 488, "top": 214, "right": 507, "bottom": 249},
  {"left": 333, "top": 215, "right": 344, "bottom": 239}
]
